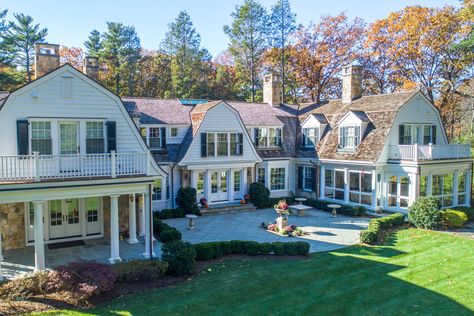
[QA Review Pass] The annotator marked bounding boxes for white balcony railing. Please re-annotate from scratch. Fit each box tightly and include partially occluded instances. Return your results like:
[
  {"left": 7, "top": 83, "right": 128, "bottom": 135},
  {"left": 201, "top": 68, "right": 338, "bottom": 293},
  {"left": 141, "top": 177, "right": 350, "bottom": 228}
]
[
  {"left": 0, "top": 151, "right": 149, "bottom": 183},
  {"left": 389, "top": 144, "right": 471, "bottom": 161}
]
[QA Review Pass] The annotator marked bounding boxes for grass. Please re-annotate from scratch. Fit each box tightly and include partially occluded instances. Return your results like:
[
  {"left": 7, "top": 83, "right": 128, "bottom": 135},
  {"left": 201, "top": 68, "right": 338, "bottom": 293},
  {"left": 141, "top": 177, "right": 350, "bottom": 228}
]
[{"left": 33, "top": 228, "right": 474, "bottom": 316}]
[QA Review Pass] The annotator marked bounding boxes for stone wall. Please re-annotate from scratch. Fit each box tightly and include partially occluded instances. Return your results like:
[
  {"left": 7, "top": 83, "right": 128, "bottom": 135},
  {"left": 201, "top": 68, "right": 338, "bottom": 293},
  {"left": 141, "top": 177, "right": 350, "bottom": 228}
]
[
  {"left": 0, "top": 203, "right": 25, "bottom": 250},
  {"left": 102, "top": 195, "right": 131, "bottom": 240}
]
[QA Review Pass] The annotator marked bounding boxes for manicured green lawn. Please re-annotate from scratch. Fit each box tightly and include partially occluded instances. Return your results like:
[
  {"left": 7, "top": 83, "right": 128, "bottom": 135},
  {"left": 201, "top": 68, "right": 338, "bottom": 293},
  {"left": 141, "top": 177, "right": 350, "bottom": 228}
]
[{"left": 34, "top": 228, "right": 474, "bottom": 316}]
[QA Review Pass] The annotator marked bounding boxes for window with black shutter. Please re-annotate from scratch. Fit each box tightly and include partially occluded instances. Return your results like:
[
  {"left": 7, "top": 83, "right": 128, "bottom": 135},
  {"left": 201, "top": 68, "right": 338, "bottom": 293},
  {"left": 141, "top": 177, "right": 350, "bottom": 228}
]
[
  {"left": 106, "top": 121, "right": 116, "bottom": 152},
  {"left": 17, "top": 120, "right": 29, "bottom": 155},
  {"left": 297, "top": 166, "right": 303, "bottom": 190},
  {"left": 201, "top": 133, "right": 207, "bottom": 157},
  {"left": 160, "top": 127, "right": 166, "bottom": 148},
  {"left": 238, "top": 133, "right": 244, "bottom": 155},
  {"left": 254, "top": 128, "right": 260, "bottom": 146}
]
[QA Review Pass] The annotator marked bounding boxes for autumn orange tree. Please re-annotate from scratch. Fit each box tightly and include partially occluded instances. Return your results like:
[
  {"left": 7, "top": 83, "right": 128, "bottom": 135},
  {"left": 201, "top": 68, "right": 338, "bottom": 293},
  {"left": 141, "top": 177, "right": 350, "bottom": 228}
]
[
  {"left": 291, "top": 13, "right": 365, "bottom": 103},
  {"left": 59, "top": 46, "right": 84, "bottom": 70}
]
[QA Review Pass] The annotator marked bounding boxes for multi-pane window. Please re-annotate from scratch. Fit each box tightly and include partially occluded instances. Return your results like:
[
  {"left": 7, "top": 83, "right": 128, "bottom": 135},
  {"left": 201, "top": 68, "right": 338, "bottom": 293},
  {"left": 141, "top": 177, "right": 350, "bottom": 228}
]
[
  {"left": 349, "top": 172, "right": 372, "bottom": 206},
  {"left": 432, "top": 174, "right": 454, "bottom": 207},
  {"left": 458, "top": 172, "right": 467, "bottom": 205},
  {"left": 31, "top": 121, "right": 52, "bottom": 154},
  {"left": 234, "top": 170, "right": 241, "bottom": 192},
  {"left": 255, "top": 127, "right": 282, "bottom": 147},
  {"left": 399, "top": 124, "right": 436, "bottom": 145},
  {"left": 303, "top": 166, "right": 315, "bottom": 191},
  {"left": 86, "top": 197, "right": 99, "bottom": 223},
  {"left": 207, "top": 133, "right": 215, "bottom": 156},
  {"left": 153, "top": 178, "right": 162, "bottom": 201},
  {"left": 303, "top": 128, "right": 320, "bottom": 147},
  {"left": 269, "top": 128, "right": 281, "bottom": 147},
  {"left": 50, "top": 200, "right": 63, "bottom": 226},
  {"left": 217, "top": 133, "right": 228, "bottom": 156},
  {"left": 339, "top": 126, "right": 360, "bottom": 148},
  {"left": 197, "top": 172, "right": 204, "bottom": 196},
  {"left": 420, "top": 175, "right": 427, "bottom": 197},
  {"left": 149, "top": 128, "right": 160, "bottom": 149},
  {"left": 258, "top": 128, "right": 268, "bottom": 147},
  {"left": 257, "top": 168, "right": 265, "bottom": 185},
  {"left": 86, "top": 122, "right": 105, "bottom": 154},
  {"left": 230, "top": 134, "right": 237, "bottom": 155},
  {"left": 270, "top": 168, "right": 285, "bottom": 190},
  {"left": 325, "top": 169, "right": 345, "bottom": 200},
  {"left": 388, "top": 175, "right": 410, "bottom": 208},
  {"left": 399, "top": 125, "right": 412, "bottom": 145},
  {"left": 170, "top": 127, "right": 178, "bottom": 137}
]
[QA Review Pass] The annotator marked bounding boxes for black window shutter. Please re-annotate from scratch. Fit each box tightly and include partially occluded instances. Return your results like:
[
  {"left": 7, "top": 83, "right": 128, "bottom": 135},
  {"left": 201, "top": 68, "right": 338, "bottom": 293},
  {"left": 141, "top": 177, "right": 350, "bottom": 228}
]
[
  {"left": 106, "top": 121, "right": 117, "bottom": 152},
  {"left": 201, "top": 133, "right": 207, "bottom": 157},
  {"left": 254, "top": 128, "right": 259, "bottom": 146},
  {"left": 277, "top": 128, "right": 282, "bottom": 147},
  {"left": 311, "top": 167, "right": 316, "bottom": 192},
  {"left": 17, "top": 120, "right": 29, "bottom": 155},
  {"left": 399, "top": 125, "right": 404, "bottom": 144},
  {"left": 297, "top": 166, "right": 303, "bottom": 190},
  {"left": 302, "top": 128, "right": 307, "bottom": 147},
  {"left": 238, "top": 133, "right": 243, "bottom": 156},
  {"left": 431, "top": 125, "right": 436, "bottom": 144},
  {"left": 160, "top": 127, "right": 167, "bottom": 148}
]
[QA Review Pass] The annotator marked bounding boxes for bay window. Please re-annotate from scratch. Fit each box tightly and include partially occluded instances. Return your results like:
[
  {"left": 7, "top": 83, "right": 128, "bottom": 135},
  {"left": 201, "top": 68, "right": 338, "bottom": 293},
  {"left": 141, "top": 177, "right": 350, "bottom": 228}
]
[
  {"left": 31, "top": 121, "right": 52, "bottom": 155},
  {"left": 86, "top": 122, "right": 105, "bottom": 154},
  {"left": 339, "top": 125, "right": 360, "bottom": 149},
  {"left": 270, "top": 168, "right": 285, "bottom": 190}
]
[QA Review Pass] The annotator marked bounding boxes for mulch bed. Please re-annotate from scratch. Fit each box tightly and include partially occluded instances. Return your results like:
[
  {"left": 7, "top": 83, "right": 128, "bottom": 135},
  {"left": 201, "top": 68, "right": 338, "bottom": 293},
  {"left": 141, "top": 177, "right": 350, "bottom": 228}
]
[{"left": 0, "top": 254, "right": 307, "bottom": 316}]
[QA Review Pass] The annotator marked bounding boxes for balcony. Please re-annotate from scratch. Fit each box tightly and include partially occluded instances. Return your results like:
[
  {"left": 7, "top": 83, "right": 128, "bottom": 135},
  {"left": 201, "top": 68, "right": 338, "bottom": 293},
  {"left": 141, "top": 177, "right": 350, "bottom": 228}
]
[
  {"left": 0, "top": 151, "right": 149, "bottom": 183},
  {"left": 388, "top": 144, "right": 471, "bottom": 161}
]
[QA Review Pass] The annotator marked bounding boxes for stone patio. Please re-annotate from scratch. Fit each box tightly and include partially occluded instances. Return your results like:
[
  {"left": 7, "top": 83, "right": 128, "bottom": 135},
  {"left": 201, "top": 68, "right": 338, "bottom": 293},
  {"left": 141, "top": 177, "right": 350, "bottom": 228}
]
[
  {"left": 1, "top": 237, "right": 161, "bottom": 280},
  {"left": 164, "top": 208, "right": 370, "bottom": 253}
]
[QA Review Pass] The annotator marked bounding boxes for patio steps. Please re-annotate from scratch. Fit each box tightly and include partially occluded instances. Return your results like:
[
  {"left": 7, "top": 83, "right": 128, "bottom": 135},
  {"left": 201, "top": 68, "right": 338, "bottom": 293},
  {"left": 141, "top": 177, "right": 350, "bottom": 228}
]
[{"left": 201, "top": 203, "right": 257, "bottom": 216}]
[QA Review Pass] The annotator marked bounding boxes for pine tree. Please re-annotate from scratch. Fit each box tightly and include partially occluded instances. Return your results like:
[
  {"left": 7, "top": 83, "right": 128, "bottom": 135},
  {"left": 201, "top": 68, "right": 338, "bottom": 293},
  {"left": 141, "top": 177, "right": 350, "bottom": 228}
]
[
  {"left": 224, "top": 0, "right": 268, "bottom": 102},
  {"left": 84, "top": 30, "right": 102, "bottom": 57},
  {"left": 3, "top": 13, "right": 47, "bottom": 81},
  {"left": 270, "top": 0, "right": 296, "bottom": 102}
]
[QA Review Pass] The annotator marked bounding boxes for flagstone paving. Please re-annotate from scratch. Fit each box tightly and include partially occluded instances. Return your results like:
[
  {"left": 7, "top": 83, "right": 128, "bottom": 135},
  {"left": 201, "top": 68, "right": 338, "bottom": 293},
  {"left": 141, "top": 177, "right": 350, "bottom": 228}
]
[{"left": 164, "top": 208, "right": 370, "bottom": 253}]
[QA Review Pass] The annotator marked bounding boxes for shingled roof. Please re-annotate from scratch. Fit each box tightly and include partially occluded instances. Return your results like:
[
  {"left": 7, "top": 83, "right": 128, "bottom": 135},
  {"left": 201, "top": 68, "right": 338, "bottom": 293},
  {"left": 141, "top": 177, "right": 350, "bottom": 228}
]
[{"left": 122, "top": 98, "right": 193, "bottom": 125}]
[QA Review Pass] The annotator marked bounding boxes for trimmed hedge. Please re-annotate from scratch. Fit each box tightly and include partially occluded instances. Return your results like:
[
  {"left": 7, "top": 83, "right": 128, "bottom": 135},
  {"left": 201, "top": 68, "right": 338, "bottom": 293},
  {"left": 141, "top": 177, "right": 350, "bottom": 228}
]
[
  {"left": 153, "top": 219, "right": 182, "bottom": 243},
  {"left": 453, "top": 206, "right": 474, "bottom": 221},
  {"left": 194, "top": 240, "right": 310, "bottom": 261},
  {"left": 441, "top": 209, "right": 468, "bottom": 227},
  {"left": 155, "top": 208, "right": 186, "bottom": 219},
  {"left": 162, "top": 241, "right": 196, "bottom": 276},
  {"left": 360, "top": 213, "right": 405, "bottom": 245},
  {"left": 302, "top": 198, "right": 367, "bottom": 217},
  {"left": 113, "top": 259, "right": 168, "bottom": 283}
]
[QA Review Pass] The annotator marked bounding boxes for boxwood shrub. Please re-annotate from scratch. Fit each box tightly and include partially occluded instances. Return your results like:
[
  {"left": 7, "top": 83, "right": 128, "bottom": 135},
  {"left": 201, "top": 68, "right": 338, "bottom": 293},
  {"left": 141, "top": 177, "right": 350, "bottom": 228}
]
[
  {"left": 161, "top": 241, "right": 196, "bottom": 276},
  {"left": 441, "top": 209, "right": 468, "bottom": 227},
  {"left": 360, "top": 213, "right": 405, "bottom": 245},
  {"left": 453, "top": 206, "right": 474, "bottom": 221},
  {"left": 155, "top": 208, "right": 186, "bottom": 219},
  {"left": 248, "top": 182, "right": 270, "bottom": 209},
  {"left": 272, "top": 242, "right": 285, "bottom": 255},
  {"left": 159, "top": 229, "right": 182, "bottom": 243},
  {"left": 113, "top": 259, "right": 168, "bottom": 283},
  {"left": 408, "top": 197, "right": 441, "bottom": 229}
]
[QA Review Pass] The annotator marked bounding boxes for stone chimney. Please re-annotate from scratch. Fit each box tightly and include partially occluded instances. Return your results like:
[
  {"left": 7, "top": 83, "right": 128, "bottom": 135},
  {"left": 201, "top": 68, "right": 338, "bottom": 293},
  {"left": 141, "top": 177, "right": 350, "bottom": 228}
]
[
  {"left": 263, "top": 74, "right": 282, "bottom": 106},
  {"left": 83, "top": 56, "right": 100, "bottom": 81},
  {"left": 342, "top": 63, "right": 363, "bottom": 103},
  {"left": 34, "top": 43, "right": 60, "bottom": 79}
]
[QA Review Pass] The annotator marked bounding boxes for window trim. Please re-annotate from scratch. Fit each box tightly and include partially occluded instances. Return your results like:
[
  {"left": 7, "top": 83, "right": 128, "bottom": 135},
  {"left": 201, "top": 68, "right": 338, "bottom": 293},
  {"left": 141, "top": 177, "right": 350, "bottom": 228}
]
[
  {"left": 270, "top": 167, "right": 286, "bottom": 191},
  {"left": 85, "top": 121, "right": 105, "bottom": 154},
  {"left": 30, "top": 121, "right": 53, "bottom": 155},
  {"left": 339, "top": 124, "right": 361, "bottom": 149},
  {"left": 302, "top": 166, "right": 315, "bottom": 192},
  {"left": 204, "top": 132, "right": 243, "bottom": 157},
  {"left": 303, "top": 127, "right": 320, "bottom": 148},
  {"left": 254, "top": 127, "right": 283, "bottom": 148},
  {"left": 399, "top": 123, "right": 437, "bottom": 145},
  {"left": 170, "top": 127, "right": 179, "bottom": 138}
]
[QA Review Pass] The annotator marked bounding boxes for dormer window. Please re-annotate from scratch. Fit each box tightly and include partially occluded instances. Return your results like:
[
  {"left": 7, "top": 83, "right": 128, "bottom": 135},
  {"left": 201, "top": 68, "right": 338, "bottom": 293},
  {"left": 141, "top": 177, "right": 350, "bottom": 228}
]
[
  {"left": 303, "top": 127, "right": 320, "bottom": 147},
  {"left": 254, "top": 127, "right": 282, "bottom": 147},
  {"left": 339, "top": 125, "right": 361, "bottom": 149}
]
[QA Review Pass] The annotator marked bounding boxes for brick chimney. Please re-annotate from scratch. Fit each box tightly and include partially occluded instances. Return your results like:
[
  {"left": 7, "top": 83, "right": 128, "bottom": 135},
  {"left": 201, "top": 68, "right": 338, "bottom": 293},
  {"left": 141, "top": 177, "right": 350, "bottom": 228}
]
[
  {"left": 342, "top": 63, "right": 363, "bottom": 103},
  {"left": 263, "top": 74, "right": 282, "bottom": 106},
  {"left": 83, "top": 56, "right": 100, "bottom": 81},
  {"left": 34, "top": 43, "right": 60, "bottom": 79}
]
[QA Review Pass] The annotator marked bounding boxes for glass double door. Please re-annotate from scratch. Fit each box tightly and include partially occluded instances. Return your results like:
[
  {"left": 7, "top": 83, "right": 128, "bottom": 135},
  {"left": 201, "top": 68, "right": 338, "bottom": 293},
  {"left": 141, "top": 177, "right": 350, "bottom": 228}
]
[
  {"left": 49, "top": 199, "right": 82, "bottom": 239},
  {"left": 211, "top": 171, "right": 228, "bottom": 202}
]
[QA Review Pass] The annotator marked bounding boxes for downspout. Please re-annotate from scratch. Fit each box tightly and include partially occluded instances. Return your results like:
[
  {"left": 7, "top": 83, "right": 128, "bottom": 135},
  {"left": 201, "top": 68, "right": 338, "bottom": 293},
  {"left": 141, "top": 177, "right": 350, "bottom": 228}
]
[
  {"left": 170, "top": 163, "right": 176, "bottom": 209},
  {"left": 310, "top": 160, "right": 319, "bottom": 199},
  {"left": 149, "top": 183, "right": 154, "bottom": 260}
]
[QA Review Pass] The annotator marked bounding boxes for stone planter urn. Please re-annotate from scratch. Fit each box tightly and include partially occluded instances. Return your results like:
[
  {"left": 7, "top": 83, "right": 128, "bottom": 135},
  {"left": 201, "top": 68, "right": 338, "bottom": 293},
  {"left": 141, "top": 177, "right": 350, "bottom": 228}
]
[{"left": 276, "top": 217, "right": 288, "bottom": 230}]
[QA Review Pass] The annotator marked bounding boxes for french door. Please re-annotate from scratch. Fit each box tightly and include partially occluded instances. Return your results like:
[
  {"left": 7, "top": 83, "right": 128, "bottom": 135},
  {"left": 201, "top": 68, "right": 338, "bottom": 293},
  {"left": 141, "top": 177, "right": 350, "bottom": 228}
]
[
  {"left": 59, "top": 122, "right": 80, "bottom": 172},
  {"left": 49, "top": 199, "right": 81, "bottom": 239},
  {"left": 211, "top": 170, "right": 228, "bottom": 202}
]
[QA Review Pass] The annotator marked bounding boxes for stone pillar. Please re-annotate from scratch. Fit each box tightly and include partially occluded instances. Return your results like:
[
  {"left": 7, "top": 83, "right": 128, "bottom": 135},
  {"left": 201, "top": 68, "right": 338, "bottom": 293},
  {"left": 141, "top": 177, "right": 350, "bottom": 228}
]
[
  {"left": 109, "top": 195, "right": 121, "bottom": 263},
  {"left": 33, "top": 201, "right": 45, "bottom": 271},
  {"left": 138, "top": 194, "right": 145, "bottom": 237},
  {"left": 143, "top": 192, "right": 155, "bottom": 258},
  {"left": 127, "top": 194, "right": 139, "bottom": 244},
  {"left": 344, "top": 168, "right": 349, "bottom": 204},
  {"left": 319, "top": 165, "right": 325, "bottom": 200}
]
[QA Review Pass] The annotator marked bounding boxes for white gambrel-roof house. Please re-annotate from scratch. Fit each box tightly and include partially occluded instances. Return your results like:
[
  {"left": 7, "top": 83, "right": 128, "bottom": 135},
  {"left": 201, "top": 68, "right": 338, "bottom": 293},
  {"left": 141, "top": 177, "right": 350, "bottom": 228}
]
[{"left": 0, "top": 44, "right": 471, "bottom": 278}]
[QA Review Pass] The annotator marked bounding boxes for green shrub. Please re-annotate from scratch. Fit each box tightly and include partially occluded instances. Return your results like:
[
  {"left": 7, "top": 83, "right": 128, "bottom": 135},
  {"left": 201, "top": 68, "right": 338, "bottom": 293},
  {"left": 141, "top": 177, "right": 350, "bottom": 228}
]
[
  {"left": 156, "top": 208, "right": 186, "bottom": 219},
  {"left": 245, "top": 241, "right": 260, "bottom": 256},
  {"left": 408, "top": 197, "right": 441, "bottom": 229},
  {"left": 162, "top": 241, "right": 196, "bottom": 276},
  {"left": 176, "top": 187, "right": 200, "bottom": 215},
  {"left": 360, "top": 213, "right": 405, "bottom": 245},
  {"left": 194, "top": 243, "right": 217, "bottom": 261},
  {"left": 248, "top": 182, "right": 270, "bottom": 209},
  {"left": 453, "top": 206, "right": 474, "bottom": 221},
  {"left": 272, "top": 242, "right": 285, "bottom": 255},
  {"left": 230, "top": 240, "right": 247, "bottom": 254},
  {"left": 295, "top": 241, "right": 310, "bottom": 255},
  {"left": 216, "top": 241, "right": 232, "bottom": 256},
  {"left": 441, "top": 209, "right": 468, "bottom": 227},
  {"left": 259, "top": 242, "right": 273, "bottom": 255},
  {"left": 114, "top": 260, "right": 168, "bottom": 283},
  {"left": 284, "top": 242, "right": 298, "bottom": 255},
  {"left": 159, "top": 229, "right": 182, "bottom": 243}
]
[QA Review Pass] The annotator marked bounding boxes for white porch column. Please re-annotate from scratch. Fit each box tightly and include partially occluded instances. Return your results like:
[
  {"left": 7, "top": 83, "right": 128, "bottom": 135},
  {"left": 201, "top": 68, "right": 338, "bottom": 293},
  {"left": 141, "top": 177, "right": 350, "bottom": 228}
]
[
  {"left": 319, "top": 165, "right": 325, "bottom": 199},
  {"left": 127, "top": 194, "right": 139, "bottom": 244},
  {"left": 143, "top": 192, "right": 155, "bottom": 258},
  {"left": 371, "top": 171, "right": 377, "bottom": 210},
  {"left": 343, "top": 168, "right": 349, "bottom": 204},
  {"left": 229, "top": 169, "right": 235, "bottom": 202},
  {"left": 138, "top": 194, "right": 145, "bottom": 237},
  {"left": 204, "top": 170, "right": 212, "bottom": 202},
  {"left": 33, "top": 200, "right": 45, "bottom": 271},
  {"left": 453, "top": 170, "right": 459, "bottom": 206},
  {"left": 109, "top": 195, "right": 121, "bottom": 263},
  {"left": 427, "top": 172, "right": 433, "bottom": 196},
  {"left": 409, "top": 173, "right": 418, "bottom": 206},
  {"left": 466, "top": 170, "right": 472, "bottom": 205},
  {"left": 242, "top": 168, "right": 248, "bottom": 193}
]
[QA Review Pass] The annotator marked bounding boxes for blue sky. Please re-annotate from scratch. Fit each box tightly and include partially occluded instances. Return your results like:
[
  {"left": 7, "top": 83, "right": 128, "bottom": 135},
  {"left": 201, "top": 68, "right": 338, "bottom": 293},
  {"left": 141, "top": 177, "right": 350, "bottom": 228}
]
[{"left": 2, "top": 0, "right": 460, "bottom": 57}]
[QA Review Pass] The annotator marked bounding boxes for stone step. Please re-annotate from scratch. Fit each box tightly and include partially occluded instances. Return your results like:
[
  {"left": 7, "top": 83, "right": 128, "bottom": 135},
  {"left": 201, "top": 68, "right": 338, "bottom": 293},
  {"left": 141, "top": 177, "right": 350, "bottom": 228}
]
[{"left": 201, "top": 203, "right": 257, "bottom": 216}]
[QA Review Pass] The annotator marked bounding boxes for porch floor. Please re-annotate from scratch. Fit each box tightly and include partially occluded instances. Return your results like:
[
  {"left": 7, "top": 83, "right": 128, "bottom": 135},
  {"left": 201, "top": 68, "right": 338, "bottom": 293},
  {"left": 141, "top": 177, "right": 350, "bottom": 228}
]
[{"left": 2, "top": 237, "right": 162, "bottom": 280}]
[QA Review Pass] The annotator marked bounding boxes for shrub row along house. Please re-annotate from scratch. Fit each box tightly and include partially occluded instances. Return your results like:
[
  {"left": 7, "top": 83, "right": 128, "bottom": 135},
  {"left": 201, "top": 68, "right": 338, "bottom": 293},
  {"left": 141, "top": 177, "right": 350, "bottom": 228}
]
[{"left": 0, "top": 43, "right": 471, "bottom": 272}]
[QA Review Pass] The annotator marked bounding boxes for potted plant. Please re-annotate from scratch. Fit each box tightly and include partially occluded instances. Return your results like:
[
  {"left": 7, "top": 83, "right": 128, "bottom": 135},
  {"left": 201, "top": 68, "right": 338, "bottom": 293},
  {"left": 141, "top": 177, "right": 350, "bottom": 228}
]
[
  {"left": 244, "top": 194, "right": 250, "bottom": 203},
  {"left": 199, "top": 197, "right": 208, "bottom": 208}
]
